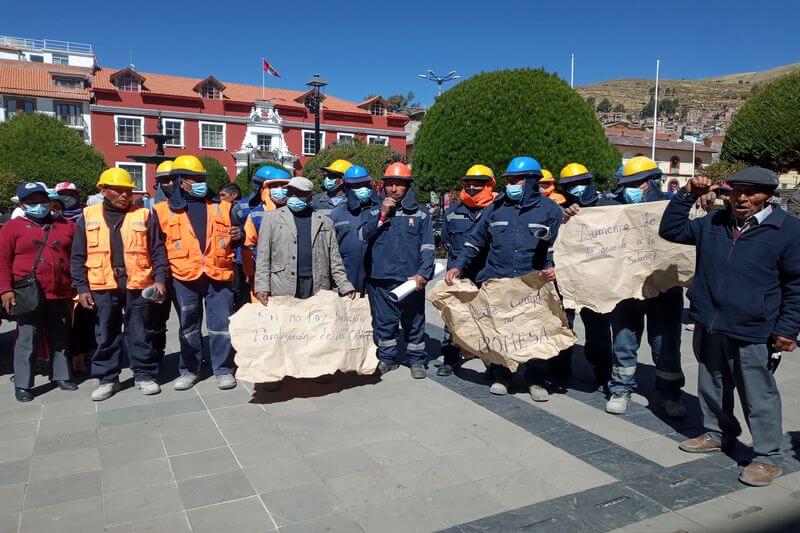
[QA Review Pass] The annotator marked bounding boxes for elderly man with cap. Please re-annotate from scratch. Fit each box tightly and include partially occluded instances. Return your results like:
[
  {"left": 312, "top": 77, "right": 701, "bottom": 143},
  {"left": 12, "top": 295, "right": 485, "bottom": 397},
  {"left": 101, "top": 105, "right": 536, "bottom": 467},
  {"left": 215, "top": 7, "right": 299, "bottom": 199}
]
[
  {"left": 329, "top": 165, "right": 380, "bottom": 294},
  {"left": 152, "top": 155, "right": 243, "bottom": 392},
  {"left": 660, "top": 167, "right": 800, "bottom": 487},
  {"left": 361, "top": 162, "right": 435, "bottom": 379},
  {"left": 438, "top": 164, "right": 497, "bottom": 376},
  {"left": 0, "top": 182, "right": 77, "bottom": 402},
  {"left": 445, "top": 156, "right": 562, "bottom": 400},
  {"left": 311, "top": 159, "right": 352, "bottom": 217}
]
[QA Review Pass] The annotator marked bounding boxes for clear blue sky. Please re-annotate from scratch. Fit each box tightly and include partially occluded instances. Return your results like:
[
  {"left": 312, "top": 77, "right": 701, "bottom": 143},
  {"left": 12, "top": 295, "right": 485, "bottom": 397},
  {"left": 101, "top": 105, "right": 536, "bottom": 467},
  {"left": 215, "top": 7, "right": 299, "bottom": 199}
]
[{"left": 6, "top": 0, "right": 798, "bottom": 105}]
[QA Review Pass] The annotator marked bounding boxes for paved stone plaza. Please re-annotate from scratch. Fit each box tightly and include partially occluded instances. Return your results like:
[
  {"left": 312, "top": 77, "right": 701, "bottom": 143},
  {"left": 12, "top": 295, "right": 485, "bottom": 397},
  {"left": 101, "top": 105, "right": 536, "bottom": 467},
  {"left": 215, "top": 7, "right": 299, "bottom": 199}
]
[{"left": 1, "top": 293, "right": 800, "bottom": 532}]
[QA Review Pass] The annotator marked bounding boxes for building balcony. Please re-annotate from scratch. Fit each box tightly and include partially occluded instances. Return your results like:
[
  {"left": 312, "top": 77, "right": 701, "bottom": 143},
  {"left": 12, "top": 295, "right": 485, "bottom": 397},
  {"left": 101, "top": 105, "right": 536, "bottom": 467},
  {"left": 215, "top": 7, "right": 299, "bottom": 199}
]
[{"left": 0, "top": 35, "right": 92, "bottom": 54}]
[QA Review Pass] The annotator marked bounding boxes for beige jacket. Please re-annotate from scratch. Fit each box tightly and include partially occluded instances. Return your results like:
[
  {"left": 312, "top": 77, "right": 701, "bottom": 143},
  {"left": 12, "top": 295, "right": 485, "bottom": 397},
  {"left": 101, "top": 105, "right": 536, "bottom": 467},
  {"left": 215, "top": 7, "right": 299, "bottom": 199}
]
[{"left": 254, "top": 207, "right": 354, "bottom": 297}]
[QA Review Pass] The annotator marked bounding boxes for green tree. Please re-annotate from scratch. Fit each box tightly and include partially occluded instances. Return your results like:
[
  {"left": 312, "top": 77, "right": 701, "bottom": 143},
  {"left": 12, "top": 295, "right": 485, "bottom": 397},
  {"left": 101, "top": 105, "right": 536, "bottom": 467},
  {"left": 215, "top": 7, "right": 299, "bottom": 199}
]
[
  {"left": 721, "top": 73, "right": 800, "bottom": 171},
  {"left": 363, "top": 91, "right": 420, "bottom": 113},
  {"left": 412, "top": 69, "right": 620, "bottom": 194},
  {"left": 0, "top": 113, "right": 107, "bottom": 208},
  {"left": 597, "top": 98, "right": 613, "bottom": 113},
  {"left": 199, "top": 157, "right": 231, "bottom": 195},
  {"left": 303, "top": 140, "right": 403, "bottom": 190},
  {"left": 234, "top": 161, "right": 288, "bottom": 196},
  {"left": 585, "top": 96, "right": 596, "bottom": 109},
  {"left": 613, "top": 103, "right": 626, "bottom": 113},
  {"left": 640, "top": 97, "right": 680, "bottom": 119},
  {"left": 699, "top": 161, "right": 747, "bottom": 183}
]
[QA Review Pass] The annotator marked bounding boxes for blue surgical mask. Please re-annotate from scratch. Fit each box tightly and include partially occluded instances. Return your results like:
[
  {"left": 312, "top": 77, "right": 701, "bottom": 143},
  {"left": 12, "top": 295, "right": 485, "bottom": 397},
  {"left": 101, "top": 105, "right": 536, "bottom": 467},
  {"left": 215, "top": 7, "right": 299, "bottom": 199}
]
[
  {"left": 323, "top": 178, "right": 337, "bottom": 191},
  {"left": 189, "top": 182, "right": 208, "bottom": 198},
  {"left": 568, "top": 185, "right": 588, "bottom": 197},
  {"left": 354, "top": 187, "right": 372, "bottom": 203},
  {"left": 270, "top": 187, "right": 287, "bottom": 201},
  {"left": 623, "top": 187, "right": 644, "bottom": 204},
  {"left": 505, "top": 184, "right": 524, "bottom": 201},
  {"left": 287, "top": 197, "right": 308, "bottom": 212},
  {"left": 24, "top": 203, "right": 50, "bottom": 219}
]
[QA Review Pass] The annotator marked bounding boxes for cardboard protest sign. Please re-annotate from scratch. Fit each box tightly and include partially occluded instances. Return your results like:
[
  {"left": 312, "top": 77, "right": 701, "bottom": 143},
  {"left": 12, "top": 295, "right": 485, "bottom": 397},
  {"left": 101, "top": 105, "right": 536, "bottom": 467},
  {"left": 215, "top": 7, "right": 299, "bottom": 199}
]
[
  {"left": 428, "top": 273, "right": 576, "bottom": 371},
  {"left": 230, "top": 291, "right": 377, "bottom": 382},
  {"left": 553, "top": 201, "right": 695, "bottom": 314}
]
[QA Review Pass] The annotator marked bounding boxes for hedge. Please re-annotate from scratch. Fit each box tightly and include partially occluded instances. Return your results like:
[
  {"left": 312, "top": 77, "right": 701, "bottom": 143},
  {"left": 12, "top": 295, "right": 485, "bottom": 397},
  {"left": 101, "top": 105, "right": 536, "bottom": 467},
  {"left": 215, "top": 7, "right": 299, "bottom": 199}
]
[{"left": 302, "top": 140, "right": 403, "bottom": 190}]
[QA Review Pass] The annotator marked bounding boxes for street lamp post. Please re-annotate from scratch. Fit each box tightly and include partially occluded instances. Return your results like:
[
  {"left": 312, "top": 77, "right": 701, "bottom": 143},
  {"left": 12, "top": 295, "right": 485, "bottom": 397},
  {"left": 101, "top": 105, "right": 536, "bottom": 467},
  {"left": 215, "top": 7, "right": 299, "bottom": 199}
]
[
  {"left": 245, "top": 143, "right": 254, "bottom": 185},
  {"left": 418, "top": 70, "right": 460, "bottom": 97},
  {"left": 305, "top": 74, "right": 328, "bottom": 155}
]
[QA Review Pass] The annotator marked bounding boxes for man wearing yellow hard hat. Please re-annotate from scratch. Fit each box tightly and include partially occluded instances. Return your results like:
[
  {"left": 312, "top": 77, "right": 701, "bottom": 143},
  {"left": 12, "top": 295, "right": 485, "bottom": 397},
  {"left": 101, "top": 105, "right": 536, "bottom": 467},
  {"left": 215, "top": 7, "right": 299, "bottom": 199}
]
[
  {"left": 70, "top": 167, "right": 169, "bottom": 401},
  {"left": 438, "top": 164, "right": 497, "bottom": 376},
  {"left": 152, "top": 155, "right": 244, "bottom": 392},
  {"left": 538, "top": 169, "right": 566, "bottom": 205},
  {"left": 604, "top": 156, "right": 685, "bottom": 416},
  {"left": 311, "top": 159, "right": 352, "bottom": 217}
]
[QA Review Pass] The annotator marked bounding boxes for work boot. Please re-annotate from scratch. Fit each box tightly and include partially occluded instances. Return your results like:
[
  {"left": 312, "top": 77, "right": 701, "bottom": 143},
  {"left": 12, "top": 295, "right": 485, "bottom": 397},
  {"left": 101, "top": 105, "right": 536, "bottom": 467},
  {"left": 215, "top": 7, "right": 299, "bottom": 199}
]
[
  {"left": 56, "top": 380, "right": 78, "bottom": 391},
  {"left": 436, "top": 364, "right": 454, "bottom": 377},
  {"left": 377, "top": 362, "right": 399, "bottom": 374},
  {"left": 739, "top": 461, "right": 782, "bottom": 487},
  {"left": 91, "top": 380, "right": 121, "bottom": 402},
  {"left": 662, "top": 398, "right": 687, "bottom": 418},
  {"left": 679, "top": 434, "right": 734, "bottom": 454},
  {"left": 410, "top": 364, "right": 427, "bottom": 379},
  {"left": 605, "top": 392, "right": 631, "bottom": 414},
  {"left": 173, "top": 373, "right": 199, "bottom": 391},
  {"left": 135, "top": 380, "right": 161, "bottom": 395},
  {"left": 529, "top": 384, "right": 549, "bottom": 402},
  {"left": 490, "top": 380, "right": 509, "bottom": 395},
  {"left": 15, "top": 387, "right": 34, "bottom": 403},
  {"left": 216, "top": 374, "right": 237, "bottom": 390}
]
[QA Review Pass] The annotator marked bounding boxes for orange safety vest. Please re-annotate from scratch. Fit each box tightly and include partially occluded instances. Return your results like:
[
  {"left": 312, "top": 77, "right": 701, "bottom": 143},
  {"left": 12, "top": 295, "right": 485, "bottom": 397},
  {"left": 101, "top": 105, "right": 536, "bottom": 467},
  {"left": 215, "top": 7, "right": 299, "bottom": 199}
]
[
  {"left": 153, "top": 201, "right": 235, "bottom": 282},
  {"left": 83, "top": 203, "right": 154, "bottom": 290}
]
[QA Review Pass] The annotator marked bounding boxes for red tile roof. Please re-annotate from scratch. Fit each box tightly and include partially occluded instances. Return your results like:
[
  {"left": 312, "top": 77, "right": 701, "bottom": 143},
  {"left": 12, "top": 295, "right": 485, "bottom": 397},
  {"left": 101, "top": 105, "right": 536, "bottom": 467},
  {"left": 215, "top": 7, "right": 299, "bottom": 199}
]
[{"left": 0, "top": 59, "right": 91, "bottom": 101}]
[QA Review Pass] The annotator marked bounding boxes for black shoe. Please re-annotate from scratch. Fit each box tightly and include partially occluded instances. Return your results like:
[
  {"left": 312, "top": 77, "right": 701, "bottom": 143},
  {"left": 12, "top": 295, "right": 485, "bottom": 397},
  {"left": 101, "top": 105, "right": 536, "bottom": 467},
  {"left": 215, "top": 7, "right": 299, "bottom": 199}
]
[
  {"left": 15, "top": 387, "right": 34, "bottom": 402},
  {"left": 377, "top": 361, "right": 399, "bottom": 374},
  {"left": 56, "top": 380, "right": 78, "bottom": 391},
  {"left": 436, "top": 364, "right": 454, "bottom": 377}
]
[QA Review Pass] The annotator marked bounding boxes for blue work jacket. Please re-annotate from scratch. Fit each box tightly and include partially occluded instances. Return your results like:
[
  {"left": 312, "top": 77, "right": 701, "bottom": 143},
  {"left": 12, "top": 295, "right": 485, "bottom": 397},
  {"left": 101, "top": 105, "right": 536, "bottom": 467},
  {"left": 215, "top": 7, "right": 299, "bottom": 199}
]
[
  {"left": 311, "top": 191, "right": 346, "bottom": 218},
  {"left": 441, "top": 201, "right": 488, "bottom": 281},
  {"left": 330, "top": 191, "right": 380, "bottom": 292}
]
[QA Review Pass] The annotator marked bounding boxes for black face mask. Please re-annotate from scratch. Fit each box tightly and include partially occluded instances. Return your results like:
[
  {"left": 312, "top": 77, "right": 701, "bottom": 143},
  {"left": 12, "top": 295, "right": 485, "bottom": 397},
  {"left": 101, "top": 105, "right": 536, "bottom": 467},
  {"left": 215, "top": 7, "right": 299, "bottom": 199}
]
[
  {"left": 61, "top": 196, "right": 79, "bottom": 210},
  {"left": 464, "top": 187, "right": 483, "bottom": 197},
  {"left": 160, "top": 184, "right": 174, "bottom": 198}
]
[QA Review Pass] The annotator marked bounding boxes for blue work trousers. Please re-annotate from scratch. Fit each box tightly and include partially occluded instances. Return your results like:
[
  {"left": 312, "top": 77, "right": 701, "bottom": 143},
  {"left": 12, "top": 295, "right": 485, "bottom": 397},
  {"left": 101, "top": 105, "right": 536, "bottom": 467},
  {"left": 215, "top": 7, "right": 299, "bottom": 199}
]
[
  {"left": 366, "top": 278, "right": 427, "bottom": 365},
  {"left": 173, "top": 276, "right": 235, "bottom": 377},
  {"left": 609, "top": 288, "right": 685, "bottom": 399},
  {"left": 581, "top": 308, "right": 613, "bottom": 378}
]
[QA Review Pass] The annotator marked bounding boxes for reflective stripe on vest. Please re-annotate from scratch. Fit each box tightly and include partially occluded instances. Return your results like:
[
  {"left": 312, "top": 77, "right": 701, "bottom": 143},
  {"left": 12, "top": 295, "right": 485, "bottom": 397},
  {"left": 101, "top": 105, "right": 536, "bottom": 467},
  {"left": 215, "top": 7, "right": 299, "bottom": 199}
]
[
  {"left": 83, "top": 203, "right": 154, "bottom": 290},
  {"left": 153, "top": 201, "right": 234, "bottom": 282}
]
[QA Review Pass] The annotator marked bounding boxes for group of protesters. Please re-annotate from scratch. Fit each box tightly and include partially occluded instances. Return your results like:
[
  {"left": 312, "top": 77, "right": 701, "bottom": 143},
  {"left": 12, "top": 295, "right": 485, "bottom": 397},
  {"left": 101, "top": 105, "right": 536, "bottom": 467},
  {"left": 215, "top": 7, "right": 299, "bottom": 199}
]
[{"left": 1, "top": 149, "right": 798, "bottom": 487}]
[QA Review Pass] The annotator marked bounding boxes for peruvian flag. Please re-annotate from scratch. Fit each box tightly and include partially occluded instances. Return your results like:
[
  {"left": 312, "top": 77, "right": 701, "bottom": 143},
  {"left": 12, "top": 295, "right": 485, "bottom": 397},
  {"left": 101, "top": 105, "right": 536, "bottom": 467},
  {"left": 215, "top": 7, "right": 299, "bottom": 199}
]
[{"left": 262, "top": 59, "right": 281, "bottom": 78}]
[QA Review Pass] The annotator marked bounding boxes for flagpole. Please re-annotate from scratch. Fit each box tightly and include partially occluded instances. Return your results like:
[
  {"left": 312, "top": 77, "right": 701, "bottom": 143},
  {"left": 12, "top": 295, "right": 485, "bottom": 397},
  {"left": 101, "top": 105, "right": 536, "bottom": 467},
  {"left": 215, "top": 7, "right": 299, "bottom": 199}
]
[
  {"left": 570, "top": 53, "right": 574, "bottom": 89},
  {"left": 261, "top": 58, "right": 265, "bottom": 99},
  {"left": 651, "top": 58, "right": 660, "bottom": 160}
]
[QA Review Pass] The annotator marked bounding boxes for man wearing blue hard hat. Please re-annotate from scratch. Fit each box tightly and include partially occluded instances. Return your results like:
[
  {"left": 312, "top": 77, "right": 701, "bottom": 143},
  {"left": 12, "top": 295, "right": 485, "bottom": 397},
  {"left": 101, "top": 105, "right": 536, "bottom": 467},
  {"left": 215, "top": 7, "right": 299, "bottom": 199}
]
[
  {"left": 329, "top": 165, "right": 380, "bottom": 293},
  {"left": 445, "top": 156, "right": 563, "bottom": 401}
]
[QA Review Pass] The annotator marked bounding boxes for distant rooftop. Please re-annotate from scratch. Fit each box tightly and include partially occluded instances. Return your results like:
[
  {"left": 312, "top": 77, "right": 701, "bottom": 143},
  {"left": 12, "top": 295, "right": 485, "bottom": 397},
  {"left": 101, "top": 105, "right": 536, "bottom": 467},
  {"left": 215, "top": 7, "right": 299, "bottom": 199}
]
[{"left": 0, "top": 35, "right": 93, "bottom": 55}]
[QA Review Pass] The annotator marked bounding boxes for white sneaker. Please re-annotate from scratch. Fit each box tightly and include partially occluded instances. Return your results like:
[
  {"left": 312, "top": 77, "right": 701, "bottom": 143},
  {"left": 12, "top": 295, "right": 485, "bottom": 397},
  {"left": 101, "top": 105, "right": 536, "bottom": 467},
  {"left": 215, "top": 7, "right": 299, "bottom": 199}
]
[
  {"left": 135, "top": 380, "right": 161, "bottom": 396},
  {"left": 529, "top": 384, "right": 549, "bottom": 402},
  {"left": 662, "top": 399, "right": 687, "bottom": 418},
  {"left": 685, "top": 323, "right": 695, "bottom": 331},
  {"left": 91, "top": 381, "right": 121, "bottom": 402},
  {"left": 489, "top": 381, "right": 509, "bottom": 395},
  {"left": 606, "top": 393, "right": 631, "bottom": 414},
  {"left": 174, "top": 374, "right": 199, "bottom": 391},
  {"left": 215, "top": 374, "right": 237, "bottom": 390}
]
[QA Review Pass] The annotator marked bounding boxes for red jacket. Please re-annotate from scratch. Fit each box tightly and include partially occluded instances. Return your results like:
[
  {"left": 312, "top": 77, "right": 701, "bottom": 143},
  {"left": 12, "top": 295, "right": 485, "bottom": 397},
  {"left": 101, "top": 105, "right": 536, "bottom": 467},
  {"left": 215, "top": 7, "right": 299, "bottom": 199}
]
[{"left": 0, "top": 216, "right": 76, "bottom": 300}]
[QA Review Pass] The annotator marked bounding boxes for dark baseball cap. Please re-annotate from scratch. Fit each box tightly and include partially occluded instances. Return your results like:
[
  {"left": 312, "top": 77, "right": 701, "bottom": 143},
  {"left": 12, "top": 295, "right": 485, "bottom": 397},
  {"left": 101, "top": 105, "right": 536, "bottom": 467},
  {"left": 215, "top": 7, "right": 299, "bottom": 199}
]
[{"left": 16, "top": 182, "right": 48, "bottom": 202}]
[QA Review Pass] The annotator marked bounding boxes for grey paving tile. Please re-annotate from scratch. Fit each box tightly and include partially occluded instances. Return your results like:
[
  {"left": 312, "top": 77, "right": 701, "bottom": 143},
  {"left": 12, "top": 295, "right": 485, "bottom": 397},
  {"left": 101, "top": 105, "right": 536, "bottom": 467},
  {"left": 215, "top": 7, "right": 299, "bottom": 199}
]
[
  {"left": 103, "top": 482, "right": 184, "bottom": 526},
  {"left": 0, "top": 459, "right": 30, "bottom": 487},
  {"left": 441, "top": 448, "right": 521, "bottom": 481},
  {"left": 209, "top": 404, "right": 268, "bottom": 427},
  {"left": 40, "top": 397, "right": 96, "bottom": 418},
  {"left": 29, "top": 447, "right": 100, "bottom": 481},
  {"left": 101, "top": 457, "right": 175, "bottom": 495},
  {"left": 169, "top": 447, "right": 239, "bottom": 481},
  {"left": 0, "top": 404, "right": 41, "bottom": 425},
  {"left": 304, "top": 447, "right": 378, "bottom": 479},
  {"left": 384, "top": 457, "right": 470, "bottom": 493},
  {"left": 23, "top": 470, "right": 102, "bottom": 510},
  {"left": 95, "top": 390, "right": 151, "bottom": 411},
  {"left": 151, "top": 397, "right": 207, "bottom": 418},
  {"left": 351, "top": 495, "right": 448, "bottom": 533},
  {"left": 19, "top": 495, "right": 104, "bottom": 533},
  {"left": 178, "top": 469, "right": 254, "bottom": 509},
  {"left": 361, "top": 436, "right": 436, "bottom": 468},
  {"left": 417, "top": 481, "right": 505, "bottom": 526},
  {"left": 33, "top": 428, "right": 98, "bottom": 455},
  {"left": 675, "top": 495, "right": 752, "bottom": 530},
  {"left": 243, "top": 455, "right": 322, "bottom": 494},
  {"left": 476, "top": 470, "right": 567, "bottom": 510},
  {"left": 276, "top": 512, "right": 364, "bottom": 533},
  {"left": 100, "top": 437, "right": 165, "bottom": 468},
  {"left": 187, "top": 496, "right": 275, "bottom": 533},
  {"left": 97, "top": 404, "right": 156, "bottom": 428},
  {"left": 0, "top": 512, "right": 18, "bottom": 533},
  {"left": 0, "top": 436, "right": 35, "bottom": 463},
  {"left": 326, "top": 467, "right": 413, "bottom": 509},
  {"left": 105, "top": 511, "right": 192, "bottom": 533},
  {"left": 579, "top": 443, "right": 661, "bottom": 481},
  {"left": 98, "top": 419, "right": 162, "bottom": 445},
  {"left": 625, "top": 470, "right": 716, "bottom": 511},
  {"left": 453, "top": 500, "right": 593, "bottom": 532},
  {"left": 198, "top": 389, "right": 253, "bottom": 410},
  {"left": 550, "top": 482, "right": 666, "bottom": 530},
  {"left": 157, "top": 411, "right": 217, "bottom": 437},
  {"left": 163, "top": 427, "right": 226, "bottom": 456},
  {"left": 231, "top": 438, "right": 302, "bottom": 468},
  {"left": 218, "top": 419, "right": 285, "bottom": 445},
  {"left": 259, "top": 482, "right": 345, "bottom": 526},
  {"left": 0, "top": 482, "right": 26, "bottom": 514},
  {"left": 412, "top": 427, "right": 489, "bottom": 456},
  {"left": 38, "top": 413, "right": 96, "bottom": 436},
  {"left": 0, "top": 420, "right": 38, "bottom": 442}
]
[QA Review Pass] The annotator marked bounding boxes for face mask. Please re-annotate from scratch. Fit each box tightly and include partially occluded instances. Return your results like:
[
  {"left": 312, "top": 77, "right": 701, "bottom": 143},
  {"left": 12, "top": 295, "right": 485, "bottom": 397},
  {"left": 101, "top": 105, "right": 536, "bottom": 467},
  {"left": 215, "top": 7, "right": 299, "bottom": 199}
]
[
  {"left": 61, "top": 196, "right": 79, "bottom": 210},
  {"left": 505, "top": 184, "right": 524, "bottom": 201},
  {"left": 464, "top": 186, "right": 483, "bottom": 197},
  {"left": 354, "top": 187, "right": 372, "bottom": 203},
  {"left": 287, "top": 197, "right": 308, "bottom": 212},
  {"left": 623, "top": 187, "right": 644, "bottom": 204},
  {"left": 569, "top": 185, "right": 588, "bottom": 197},
  {"left": 270, "top": 187, "right": 287, "bottom": 201},
  {"left": 25, "top": 203, "right": 50, "bottom": 219},
  {"left": 323, "top": 178, "right": 337, "bottom": 191},
  {"left": 160, "top": 184, "right": 174, "bottom": 198},
  {"left": 189, "top": 182, "right": 208, "bottom": 198}
]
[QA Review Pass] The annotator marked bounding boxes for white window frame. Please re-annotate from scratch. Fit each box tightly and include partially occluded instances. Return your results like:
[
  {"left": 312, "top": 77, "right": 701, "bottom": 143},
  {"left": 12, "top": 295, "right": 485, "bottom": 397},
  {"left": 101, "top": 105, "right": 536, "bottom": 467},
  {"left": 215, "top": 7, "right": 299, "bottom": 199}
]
[
  {"left": 115, "top": 162, "right": 147, "bottom": 193},
  {"left": 302, "top": 129, "right": 326, "bottom": 156},
  {"left": 52, "top": 53, "right": 69, "bottom": 65},
  {"left": 367, "top": 135, "right": 388, "bottom": 146},
  {"left": 199, "top": 121, "right": 226, "bottom": 150},
  {"left": 256, "top": 133, "right": 273, "bottom": 152},
  {"left": 163, "top": 118, "right": 184, "bottom": 147},
  {"left": 337, "top": 132, "right": 355, "bottom": 142},
  {"left": 114, "top": 115, "right": 144, "bottom": 145}
]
